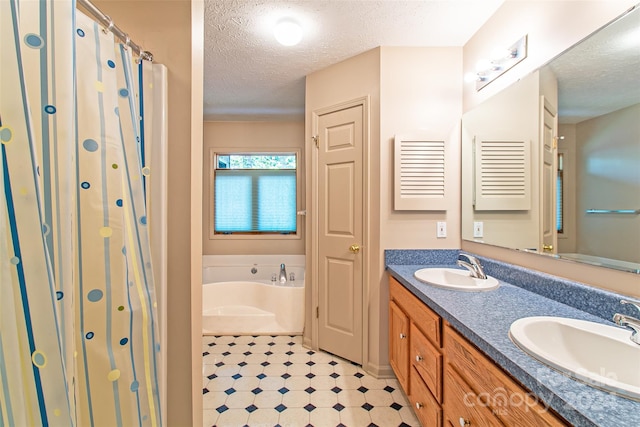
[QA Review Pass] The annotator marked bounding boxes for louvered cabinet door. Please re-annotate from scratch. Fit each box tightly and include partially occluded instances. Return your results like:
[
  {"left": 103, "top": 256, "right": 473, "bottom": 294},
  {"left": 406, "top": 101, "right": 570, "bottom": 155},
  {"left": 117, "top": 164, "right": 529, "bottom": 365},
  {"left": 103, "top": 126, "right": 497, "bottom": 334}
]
[
  {"left": 394, "top": 133, "right": 447, "bottom": 211},
  {"left": 473, "top": 137, "right": 531, "bottom": 211}
]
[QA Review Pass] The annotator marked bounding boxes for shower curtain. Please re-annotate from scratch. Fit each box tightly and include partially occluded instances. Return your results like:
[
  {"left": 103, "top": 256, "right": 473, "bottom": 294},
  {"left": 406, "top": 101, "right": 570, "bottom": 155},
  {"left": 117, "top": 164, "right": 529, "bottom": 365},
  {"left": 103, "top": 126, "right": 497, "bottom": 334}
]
[{"left": 1, "top": 1, "right": 163, "bottom": 426}]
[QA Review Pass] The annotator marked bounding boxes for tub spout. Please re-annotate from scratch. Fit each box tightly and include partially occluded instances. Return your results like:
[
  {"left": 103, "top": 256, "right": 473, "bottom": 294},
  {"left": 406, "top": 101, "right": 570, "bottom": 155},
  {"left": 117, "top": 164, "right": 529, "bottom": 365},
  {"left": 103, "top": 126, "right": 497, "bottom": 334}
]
[{"left": 279, "top": 263, "right": 287, "bottom": 283}]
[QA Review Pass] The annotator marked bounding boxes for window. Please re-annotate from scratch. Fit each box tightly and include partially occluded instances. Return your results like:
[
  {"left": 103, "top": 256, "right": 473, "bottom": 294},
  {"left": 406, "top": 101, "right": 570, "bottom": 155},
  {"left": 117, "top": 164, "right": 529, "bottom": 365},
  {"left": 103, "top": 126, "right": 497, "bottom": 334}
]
[
  {"left": 213, "top": 153, "right": 297, "bottom": 235},
  {"left": 556, "top": 152, "right": 564, "bottom": 234}
]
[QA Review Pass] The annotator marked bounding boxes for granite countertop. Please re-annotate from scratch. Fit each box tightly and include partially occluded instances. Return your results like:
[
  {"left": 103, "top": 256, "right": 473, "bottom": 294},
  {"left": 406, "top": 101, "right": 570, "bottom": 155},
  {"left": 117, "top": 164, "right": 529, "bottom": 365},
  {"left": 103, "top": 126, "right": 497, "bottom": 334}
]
[{"left": 386, "top": 260, "right": 640, "bottom": 427}]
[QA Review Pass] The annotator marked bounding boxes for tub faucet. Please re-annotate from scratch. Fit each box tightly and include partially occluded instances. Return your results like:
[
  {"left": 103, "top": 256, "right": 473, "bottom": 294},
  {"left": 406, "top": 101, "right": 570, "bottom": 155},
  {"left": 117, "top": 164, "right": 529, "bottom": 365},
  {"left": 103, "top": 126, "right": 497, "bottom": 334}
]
[
  {"left": 613, "top": 299, "right": 640, "bottom": 345},
  {"left": 279, "top": 263, "right": 287, "bottom": 283},
  {"left": 457, "top": 253, "right": 487, "bottom": 279}
]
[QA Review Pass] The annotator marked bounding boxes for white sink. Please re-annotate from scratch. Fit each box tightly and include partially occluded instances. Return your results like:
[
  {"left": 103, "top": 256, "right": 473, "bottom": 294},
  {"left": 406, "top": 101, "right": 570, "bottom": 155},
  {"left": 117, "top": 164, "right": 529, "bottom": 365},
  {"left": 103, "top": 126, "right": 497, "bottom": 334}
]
[
  {"left": 509, "top": 316, "right": 640, "bottom": 401},
  {"left": 413, "top": 268, "right": 499, "bottom": 291}
]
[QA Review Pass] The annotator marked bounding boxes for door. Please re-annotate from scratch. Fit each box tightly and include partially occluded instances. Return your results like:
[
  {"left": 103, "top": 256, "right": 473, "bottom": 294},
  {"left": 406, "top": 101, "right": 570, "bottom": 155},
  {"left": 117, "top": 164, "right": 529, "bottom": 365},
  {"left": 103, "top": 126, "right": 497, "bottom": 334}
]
[
  {"left": 317, "top": 104, "right": 364, "bottom": 364},
  {"left": 541, "top": 98, "right": 557, "bottom": 254}
]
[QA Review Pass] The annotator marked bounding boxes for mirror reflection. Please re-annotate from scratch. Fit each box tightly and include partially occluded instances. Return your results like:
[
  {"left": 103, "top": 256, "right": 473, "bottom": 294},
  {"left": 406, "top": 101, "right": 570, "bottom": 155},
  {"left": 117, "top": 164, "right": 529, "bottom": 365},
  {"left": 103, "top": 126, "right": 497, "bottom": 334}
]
[{"left": 462, "top": 6, "right": 640, "bottom": 274}]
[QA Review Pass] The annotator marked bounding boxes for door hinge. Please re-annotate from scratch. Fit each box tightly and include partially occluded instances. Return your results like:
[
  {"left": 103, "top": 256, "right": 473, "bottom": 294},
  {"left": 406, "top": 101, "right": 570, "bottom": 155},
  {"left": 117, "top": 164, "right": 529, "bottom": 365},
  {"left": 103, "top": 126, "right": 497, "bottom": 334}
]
[
  {"left": 316, "top": 306, "right": 319, "bottom": 318},
  {"left": 312, "top": 135, "right": 319, "bottom": 148}
]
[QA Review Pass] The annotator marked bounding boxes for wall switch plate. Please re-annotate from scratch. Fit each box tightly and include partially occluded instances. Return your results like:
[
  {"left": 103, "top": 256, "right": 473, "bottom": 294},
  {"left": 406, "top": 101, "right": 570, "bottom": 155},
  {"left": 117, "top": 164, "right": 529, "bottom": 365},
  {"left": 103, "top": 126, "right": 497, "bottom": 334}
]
[
  {"left": 437, "top": 221, "right": 447, "bottom": 238},
  {"left": 473, "top": 221, "right": 483, "bottom": 238}
]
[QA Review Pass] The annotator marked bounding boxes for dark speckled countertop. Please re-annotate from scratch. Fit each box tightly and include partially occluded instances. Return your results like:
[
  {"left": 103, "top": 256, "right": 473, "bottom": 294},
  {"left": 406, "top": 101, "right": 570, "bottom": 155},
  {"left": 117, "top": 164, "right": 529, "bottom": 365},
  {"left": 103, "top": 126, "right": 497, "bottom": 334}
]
[{"left": 385, "top": 250, "right": 640, "bottom": 427}]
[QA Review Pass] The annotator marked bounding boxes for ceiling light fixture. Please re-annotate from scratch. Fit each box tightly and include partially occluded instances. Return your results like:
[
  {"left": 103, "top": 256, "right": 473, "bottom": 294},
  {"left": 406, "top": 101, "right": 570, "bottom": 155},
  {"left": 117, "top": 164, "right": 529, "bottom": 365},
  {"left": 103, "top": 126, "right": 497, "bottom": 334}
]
[
  {"left": 472, "top": 35, "right": 528, "bottom": 91},
  {"left": 274, "top": 19, "right": 303, "bottom": 46}
]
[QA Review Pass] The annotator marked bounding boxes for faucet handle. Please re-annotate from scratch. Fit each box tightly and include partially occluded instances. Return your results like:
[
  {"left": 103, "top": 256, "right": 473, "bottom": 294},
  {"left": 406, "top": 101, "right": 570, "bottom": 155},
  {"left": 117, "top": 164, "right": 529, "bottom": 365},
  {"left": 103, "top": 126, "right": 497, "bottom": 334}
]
[
  {"left": 621, "top": 299, "right": 640, "bottom": 314},
  {"left": 458, "top": 252, "right": 481, "bottom": 264}
]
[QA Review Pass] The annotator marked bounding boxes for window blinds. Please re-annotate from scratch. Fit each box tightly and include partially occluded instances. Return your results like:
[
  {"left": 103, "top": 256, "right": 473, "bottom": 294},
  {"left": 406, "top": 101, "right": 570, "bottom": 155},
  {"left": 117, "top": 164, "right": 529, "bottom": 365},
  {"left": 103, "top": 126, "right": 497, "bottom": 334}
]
[{"left": 214, "top": 169, "right": 297, "bottom": 233}]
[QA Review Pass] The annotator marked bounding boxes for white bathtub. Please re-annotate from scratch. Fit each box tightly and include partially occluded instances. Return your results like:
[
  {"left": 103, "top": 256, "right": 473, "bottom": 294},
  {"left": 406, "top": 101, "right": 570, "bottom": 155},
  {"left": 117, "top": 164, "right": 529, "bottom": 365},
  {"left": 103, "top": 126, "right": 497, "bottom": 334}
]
[{"left": 202, "top": 255, "right": 305, "bottom": 335}]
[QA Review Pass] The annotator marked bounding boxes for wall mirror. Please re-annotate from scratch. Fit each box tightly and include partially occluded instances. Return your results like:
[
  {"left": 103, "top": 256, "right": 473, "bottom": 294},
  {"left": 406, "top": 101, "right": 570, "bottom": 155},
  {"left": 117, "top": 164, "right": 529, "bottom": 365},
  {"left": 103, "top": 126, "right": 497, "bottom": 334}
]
[{"left": 461, "top": 6, "right": 640, "bottom": 274}]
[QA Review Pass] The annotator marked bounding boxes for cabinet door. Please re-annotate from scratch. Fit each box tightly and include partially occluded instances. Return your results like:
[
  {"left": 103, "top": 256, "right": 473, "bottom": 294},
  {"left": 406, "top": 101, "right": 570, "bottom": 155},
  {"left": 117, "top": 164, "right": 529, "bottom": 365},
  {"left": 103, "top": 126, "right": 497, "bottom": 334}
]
[{"left": 389, "top": 300, "right": 410, "bottom": 393}]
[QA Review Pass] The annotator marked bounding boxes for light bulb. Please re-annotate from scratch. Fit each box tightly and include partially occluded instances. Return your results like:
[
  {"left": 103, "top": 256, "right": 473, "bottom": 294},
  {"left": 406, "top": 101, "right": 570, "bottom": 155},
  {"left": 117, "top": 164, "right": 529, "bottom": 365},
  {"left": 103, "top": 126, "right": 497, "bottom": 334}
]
[
  {"left": 475, "top": 58, "right": 492, "bottom": 73},
  {"left": 464, "top": 72, "right": 478, "bottom": 83},
  {"left": 274, "top": 19, "right": 303, "bottom": 46}
]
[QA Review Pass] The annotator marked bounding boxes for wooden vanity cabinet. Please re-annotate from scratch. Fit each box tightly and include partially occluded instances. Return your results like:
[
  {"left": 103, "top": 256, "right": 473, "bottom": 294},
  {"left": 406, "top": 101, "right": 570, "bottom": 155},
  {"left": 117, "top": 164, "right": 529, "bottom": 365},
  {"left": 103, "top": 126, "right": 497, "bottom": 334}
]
[{"left": 388, "top": 275, "right": 568, "bottom": 427}]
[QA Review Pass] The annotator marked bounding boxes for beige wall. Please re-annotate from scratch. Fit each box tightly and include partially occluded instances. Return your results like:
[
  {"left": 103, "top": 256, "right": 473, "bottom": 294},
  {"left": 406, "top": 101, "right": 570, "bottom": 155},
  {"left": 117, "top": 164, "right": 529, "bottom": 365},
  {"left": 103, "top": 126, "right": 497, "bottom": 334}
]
[
  {"left": 576, "top": 103, "right": 640, "bottom": 262},
  {"left": 462, "top": 0, "right": 640, "bottom": 296},
  {"left": 202, "top": 121, "right": 306, "bottom": 255},
  {"left": 377, "top": 46, "right": 462, "bottom": 370},
  {"left": 93, "top": 1, "right": 202, "bottom": 425},
  {"left": 461, "top": 71, "right": 541, "bottom": 250}
]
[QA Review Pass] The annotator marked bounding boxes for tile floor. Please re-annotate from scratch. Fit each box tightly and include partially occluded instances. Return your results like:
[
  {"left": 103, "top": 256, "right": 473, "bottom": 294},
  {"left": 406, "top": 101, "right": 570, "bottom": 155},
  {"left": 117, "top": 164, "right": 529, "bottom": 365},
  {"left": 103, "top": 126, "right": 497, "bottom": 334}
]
[{"left": 202, "top": 335, "right": 420, "bottom": 427}]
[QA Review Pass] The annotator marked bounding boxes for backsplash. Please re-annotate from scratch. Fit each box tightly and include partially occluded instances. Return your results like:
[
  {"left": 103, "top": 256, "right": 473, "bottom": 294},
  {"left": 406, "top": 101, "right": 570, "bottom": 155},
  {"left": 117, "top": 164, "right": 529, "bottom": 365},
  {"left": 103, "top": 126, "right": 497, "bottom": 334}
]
[{"left": 384, "top": 249, "right": 638, "bottom": 322}]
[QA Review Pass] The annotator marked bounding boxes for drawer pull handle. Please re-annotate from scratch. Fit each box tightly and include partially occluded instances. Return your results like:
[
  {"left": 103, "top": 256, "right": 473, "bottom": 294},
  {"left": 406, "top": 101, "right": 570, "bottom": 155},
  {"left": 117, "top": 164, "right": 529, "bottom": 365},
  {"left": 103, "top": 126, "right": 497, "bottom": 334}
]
[
  {"left": 415, "top": 402, "right": 423, "bottom": 409},
  {"left": 415, "top": 354, "right": 423, "bottom": 362},
  {"left": 459, "top": 417, "right": 471, "bottom": 427},
  {"left": 399, "top": 333, "right": 406, "bottom": 339}
]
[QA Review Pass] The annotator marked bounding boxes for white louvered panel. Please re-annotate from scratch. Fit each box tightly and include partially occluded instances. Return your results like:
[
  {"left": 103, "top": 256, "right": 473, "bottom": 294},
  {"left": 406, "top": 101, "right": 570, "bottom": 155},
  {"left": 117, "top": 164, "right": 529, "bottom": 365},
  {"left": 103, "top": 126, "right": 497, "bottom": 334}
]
[
  {"left": 394, "top": 135, "right": 447, "bottom": 211},
  {"left": 474, "top": 138, "right": 531, "bottom": 211}
]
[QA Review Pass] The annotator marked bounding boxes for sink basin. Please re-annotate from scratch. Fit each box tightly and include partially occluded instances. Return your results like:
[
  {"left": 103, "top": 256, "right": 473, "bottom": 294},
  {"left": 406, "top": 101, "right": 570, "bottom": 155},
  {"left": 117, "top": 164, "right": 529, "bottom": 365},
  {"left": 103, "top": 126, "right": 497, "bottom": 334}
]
[
  {"left": 509, "top": 316, "right": 640, "bottom": 401},
  {"left": 413, "top": 268, "right": 499, "bottom": 291}
]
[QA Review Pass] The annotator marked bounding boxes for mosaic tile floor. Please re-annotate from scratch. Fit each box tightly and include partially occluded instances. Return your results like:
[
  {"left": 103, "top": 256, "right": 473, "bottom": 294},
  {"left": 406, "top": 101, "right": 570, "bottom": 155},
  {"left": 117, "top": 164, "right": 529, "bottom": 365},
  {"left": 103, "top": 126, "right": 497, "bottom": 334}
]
[{"left": 202, "top": 335, "right": 420, "bottom": 427}]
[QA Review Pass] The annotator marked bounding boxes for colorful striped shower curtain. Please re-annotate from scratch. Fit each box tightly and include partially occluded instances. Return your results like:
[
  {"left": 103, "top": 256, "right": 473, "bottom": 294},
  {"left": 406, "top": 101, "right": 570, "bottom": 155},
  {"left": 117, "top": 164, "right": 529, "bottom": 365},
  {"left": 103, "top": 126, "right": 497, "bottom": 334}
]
[{"left": 1, "top": 1, "right": 162, "bottom": 426}]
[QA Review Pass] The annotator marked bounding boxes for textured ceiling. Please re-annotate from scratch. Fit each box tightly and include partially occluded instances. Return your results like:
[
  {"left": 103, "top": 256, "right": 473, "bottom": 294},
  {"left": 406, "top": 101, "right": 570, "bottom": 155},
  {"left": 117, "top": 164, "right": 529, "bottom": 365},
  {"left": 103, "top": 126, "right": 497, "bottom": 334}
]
[
  {"left": 204, "top": 0, "right": 505, "bottom": 121},
  {"left": 547, "top": 6, "right": 640, "bottom": 124}
]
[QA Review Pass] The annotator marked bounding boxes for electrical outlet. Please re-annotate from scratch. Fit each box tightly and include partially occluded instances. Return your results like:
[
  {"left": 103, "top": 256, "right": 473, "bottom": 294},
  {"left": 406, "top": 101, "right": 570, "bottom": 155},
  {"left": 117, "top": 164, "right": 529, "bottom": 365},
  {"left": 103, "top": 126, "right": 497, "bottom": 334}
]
[
  {"left": 437, "top": 221, "right": 447, "bottom": 238},
  {"left": 473, "top": 221, "right": 483, "bottom": 238}
]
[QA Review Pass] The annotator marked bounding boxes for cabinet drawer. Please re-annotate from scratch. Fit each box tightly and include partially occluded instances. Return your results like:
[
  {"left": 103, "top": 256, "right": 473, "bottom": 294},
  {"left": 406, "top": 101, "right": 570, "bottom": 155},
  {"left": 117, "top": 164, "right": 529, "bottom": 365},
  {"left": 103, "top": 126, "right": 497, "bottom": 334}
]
[
  {"left": 444, "top": 365, "right": 504, "bottom": 427},
  {"left": 444, "top": 324, "right": 567, "bottom": 427},
  {"left": 390, "top": 277, "right": 441, "bottom": 347},
  {"left": 411, "top": 322, "right": 442, "bottom": 402},
  {"left": 410, "top": 366, "right": 442, "bottom": 427}
]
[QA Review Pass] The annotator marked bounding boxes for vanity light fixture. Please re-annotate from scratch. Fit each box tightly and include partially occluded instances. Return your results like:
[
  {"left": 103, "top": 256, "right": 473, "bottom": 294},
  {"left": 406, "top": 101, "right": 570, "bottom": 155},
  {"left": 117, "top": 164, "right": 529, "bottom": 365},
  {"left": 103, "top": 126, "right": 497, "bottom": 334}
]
[
  {"left": 471, "top": 35, "right": 528, "bottom": 91},
  {"left": 274, "top": 18, "right": 303, "bottom": 46}
]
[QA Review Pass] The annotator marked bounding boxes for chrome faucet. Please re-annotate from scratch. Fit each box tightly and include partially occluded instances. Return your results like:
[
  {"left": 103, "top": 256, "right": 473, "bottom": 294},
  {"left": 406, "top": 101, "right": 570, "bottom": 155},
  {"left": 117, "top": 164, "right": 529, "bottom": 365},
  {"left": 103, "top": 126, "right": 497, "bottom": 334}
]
[
  {"left": 457, "top": 253, "right": 487, "bottom": 279},
  {"left": 613, "top": 299, "right": 640, "bottom": 345},
  {"left": 279, "top": 263, "right": 287, "bottom": 283}
]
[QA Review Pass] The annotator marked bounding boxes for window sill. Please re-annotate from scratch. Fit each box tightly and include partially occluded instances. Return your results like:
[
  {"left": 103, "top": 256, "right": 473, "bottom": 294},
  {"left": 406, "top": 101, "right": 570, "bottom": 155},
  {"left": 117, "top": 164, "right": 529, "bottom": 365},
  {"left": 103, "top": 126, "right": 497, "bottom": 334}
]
[{"left": 209, "top": 233, "right": 301, "bottom": 241}]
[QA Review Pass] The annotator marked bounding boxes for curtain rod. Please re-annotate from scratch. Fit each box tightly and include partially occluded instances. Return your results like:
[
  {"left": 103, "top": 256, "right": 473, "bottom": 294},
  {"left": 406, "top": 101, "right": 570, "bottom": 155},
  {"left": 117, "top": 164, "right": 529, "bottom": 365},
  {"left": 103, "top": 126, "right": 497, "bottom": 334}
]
[{"left": 77, "top": 0, "right": 153, "bottom": 62}]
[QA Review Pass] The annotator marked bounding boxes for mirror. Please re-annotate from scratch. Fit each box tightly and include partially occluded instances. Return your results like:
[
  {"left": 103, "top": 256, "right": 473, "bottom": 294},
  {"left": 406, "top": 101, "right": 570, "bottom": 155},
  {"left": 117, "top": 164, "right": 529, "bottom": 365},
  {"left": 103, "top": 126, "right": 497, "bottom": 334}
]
[{"left": 462, "top": 6, "right": 640, "bottom": 274}]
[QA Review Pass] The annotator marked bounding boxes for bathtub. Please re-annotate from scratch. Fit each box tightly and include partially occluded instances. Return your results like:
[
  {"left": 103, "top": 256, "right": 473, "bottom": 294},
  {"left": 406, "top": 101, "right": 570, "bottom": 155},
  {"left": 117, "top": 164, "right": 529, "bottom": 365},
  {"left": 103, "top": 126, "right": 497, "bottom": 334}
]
[{"left": 202, "top": 255, "right": 305, "bottom": 335}]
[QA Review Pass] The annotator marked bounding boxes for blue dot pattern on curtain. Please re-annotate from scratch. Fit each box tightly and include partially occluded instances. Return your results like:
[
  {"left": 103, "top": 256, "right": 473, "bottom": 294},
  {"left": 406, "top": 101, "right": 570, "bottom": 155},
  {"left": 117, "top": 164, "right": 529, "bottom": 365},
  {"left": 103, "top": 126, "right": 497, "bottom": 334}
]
[
  {"left": 72, "top": 10, "right": 161, "bottom": 427},
  {"left": 0, "top": 1, "right": 162, "bottom": 426},
  {"left": 1, "top": 0, "right": 75, "bottom": 425}
]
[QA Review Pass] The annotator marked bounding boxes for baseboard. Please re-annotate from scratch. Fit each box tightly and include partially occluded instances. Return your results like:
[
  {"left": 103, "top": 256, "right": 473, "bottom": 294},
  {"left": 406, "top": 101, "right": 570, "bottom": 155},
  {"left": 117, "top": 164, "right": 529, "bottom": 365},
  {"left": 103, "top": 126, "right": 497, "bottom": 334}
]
[
  {"left": 302, "top": 335, "right": 313, "bottom": 350},
  {"left": 363, "top": 362, "right": 395, "bottom": 379}
]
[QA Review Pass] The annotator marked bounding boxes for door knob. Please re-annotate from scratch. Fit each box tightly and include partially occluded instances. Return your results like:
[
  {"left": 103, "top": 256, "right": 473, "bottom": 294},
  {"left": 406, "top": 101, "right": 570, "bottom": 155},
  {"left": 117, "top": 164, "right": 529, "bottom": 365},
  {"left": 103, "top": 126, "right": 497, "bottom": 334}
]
[
  {"left": 543, "top": 244, "right": 554, "bottom": 252},
  {"left": 349, "top": 244, "right": 361, "bottom": 254}
]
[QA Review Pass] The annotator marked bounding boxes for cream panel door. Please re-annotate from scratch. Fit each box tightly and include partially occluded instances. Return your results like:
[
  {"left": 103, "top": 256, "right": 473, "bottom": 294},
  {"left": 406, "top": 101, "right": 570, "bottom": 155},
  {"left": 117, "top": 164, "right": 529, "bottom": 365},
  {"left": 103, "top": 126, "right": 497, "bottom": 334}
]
[
  {"left": 317, "top": 104, "right": 363, "bottom": 364},
  {"left": 541, "top": 99, "right": 557, "bottom": 254}
]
